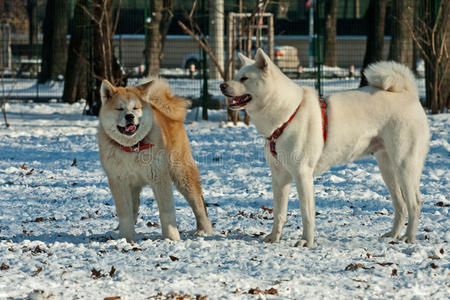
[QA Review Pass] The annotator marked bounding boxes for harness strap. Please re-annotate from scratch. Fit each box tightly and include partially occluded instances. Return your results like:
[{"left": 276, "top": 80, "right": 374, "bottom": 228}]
[
  {"left": 266, "top": 97, "right": 329, "bottom": 159},
  {"left": 319, "top": 98, "right": 328, "bottom": 141},
  {"left": 266, "top": 102, "right": 302, "bottom": 158}
]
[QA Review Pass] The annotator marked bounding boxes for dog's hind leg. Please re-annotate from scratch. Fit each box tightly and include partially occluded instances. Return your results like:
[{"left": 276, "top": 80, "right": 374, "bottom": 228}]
[
  {"left": 388, "top": 137, "right": 426, "bottom": 244},
  {"left": 151, "top": 173, "right": 181, "bottom": 241},
  {"left": 109, "top": 179, "right": 136, "bottom": 242},
  {"left": 170, "top": 159, "right": 213, "bottom": 236},
  {"left": 264, "top": 161, "right": 292, "bottom": 243},
  {"left": 375, "top": 151, "right": 406, "bottom": 239},
  {"left": 395, "top": 163, "right": 422, "bottom": 244}
]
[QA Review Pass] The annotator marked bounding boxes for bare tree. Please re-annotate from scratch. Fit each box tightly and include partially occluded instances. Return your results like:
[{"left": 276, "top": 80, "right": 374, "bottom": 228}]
[
  {"left": 406, "top": 0, "right": 449, "bottom": 113},
  {"left": 389, "top": 0, "right": 414, "bottom": 69},
  {"left": 86, "top": 0, "right": 126, "bottom": 115},
  {"left": 63, "top": 0, "right": 90, "bottom": 104},
  {"left": 324, "top": 0, "right": 338, "bottom": 67},
  {"left": 39, "top": 0, "right": 68, "bottom": 83},
  {"left": 26, "top": 0, "right": 38, "bottom": 57},
  {"left": 360, "top": 0, "right": 387, "bottom": 87},
  {"left": 143, "top": 0, "right": 173, "bottom": 76}
]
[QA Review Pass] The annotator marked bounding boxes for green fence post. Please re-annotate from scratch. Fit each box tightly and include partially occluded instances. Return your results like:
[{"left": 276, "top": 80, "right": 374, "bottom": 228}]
[{"left": 314, "top": 0, "right": 325, "bottom": 98}]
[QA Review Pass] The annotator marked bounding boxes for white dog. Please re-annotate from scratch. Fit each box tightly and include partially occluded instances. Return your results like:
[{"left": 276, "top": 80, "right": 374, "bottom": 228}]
[{"left": 220, "top": 49, "right": 429, "bottom": 247}]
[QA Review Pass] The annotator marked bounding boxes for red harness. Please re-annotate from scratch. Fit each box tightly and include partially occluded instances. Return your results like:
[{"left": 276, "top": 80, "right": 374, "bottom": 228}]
[
  {"left": 266, "top": 98, "right": 328, "bottom": 159},
  {"left": 319, "top": 97, "right": 328, "bottom": 141},
  {"left": 117, "top": 141, "right": 154, "bottom": 153}
]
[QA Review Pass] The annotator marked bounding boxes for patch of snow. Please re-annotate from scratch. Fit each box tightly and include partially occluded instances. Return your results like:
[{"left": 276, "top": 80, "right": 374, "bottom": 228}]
[{"left": 0, "top": 100, "right": 448, "bottom": 299}]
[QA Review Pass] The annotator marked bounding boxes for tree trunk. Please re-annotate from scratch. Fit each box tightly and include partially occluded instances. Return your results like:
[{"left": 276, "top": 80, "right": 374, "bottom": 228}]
[
  {"left": 144, "top": 0, "right": 173, "bottom": 76},
  {"left": 324, "top": 0, "right": 337, "bottom": 67},
  {"left": 444, "top": 4, "right": 450, "bottom": 110},
  {"left": 360, "top": 0, "right": 387, "bottom": 87},
  {"left": 63, "top": 0, "right": 90, "bottom": 104},
  {"left": 87, "top": 0, "right": 126, "bottom": 116},
  {"left": 39, "top": 0, "right": 68, "bottom": 83},
  {"left": 26, "top": 0, "right": 38, "bottom": 57},
  {"left": 324, "top": 0, "right": 338, "bottom": 67},
  {"left": 389, "top": 0, "right": 414, "bottom": 69}
]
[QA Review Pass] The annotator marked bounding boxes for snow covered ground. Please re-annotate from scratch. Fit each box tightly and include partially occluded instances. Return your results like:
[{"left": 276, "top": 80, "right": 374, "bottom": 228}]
[{"left": 0, "top": 99, "right": 448, "bottom": 299}]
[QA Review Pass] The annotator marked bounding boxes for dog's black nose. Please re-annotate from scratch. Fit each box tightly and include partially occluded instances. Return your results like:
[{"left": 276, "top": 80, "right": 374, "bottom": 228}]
[
  {"left": 125, "top": 114, "right": 135, "bottom": 122},
  {"left": 220, "top": 83, "right": 228, "bottom": 91}
]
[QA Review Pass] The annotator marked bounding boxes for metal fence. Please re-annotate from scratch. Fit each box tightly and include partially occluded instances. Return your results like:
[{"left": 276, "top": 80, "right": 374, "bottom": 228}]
[{"left": 0, "top": 0, "right": 421, "bottom": 106}]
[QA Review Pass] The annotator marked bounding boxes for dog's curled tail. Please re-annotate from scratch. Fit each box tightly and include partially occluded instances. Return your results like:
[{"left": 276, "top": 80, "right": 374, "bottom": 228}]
[{"left": 364, "top": 61, "right": 418, "bottom": 97}]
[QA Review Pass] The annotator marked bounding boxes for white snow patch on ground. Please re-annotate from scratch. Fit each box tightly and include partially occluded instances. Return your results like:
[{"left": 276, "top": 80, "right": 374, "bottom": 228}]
[{"left": 0, "top": 102, "right": 448, "bottom": 300}]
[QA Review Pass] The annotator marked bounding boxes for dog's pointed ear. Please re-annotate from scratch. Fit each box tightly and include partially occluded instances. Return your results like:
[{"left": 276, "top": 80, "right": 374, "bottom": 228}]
[
  {"left": 255, "top": 48, "right": 270, "bottom": 71},
  {"left": 135, "top": 80, "right": 154, "bottom": 98},
  {"left": 100, "top": 80, "right": 117, "bottom": 104},
  {"left": 238, "top": 52, "right": 254, "bottom": 66}
]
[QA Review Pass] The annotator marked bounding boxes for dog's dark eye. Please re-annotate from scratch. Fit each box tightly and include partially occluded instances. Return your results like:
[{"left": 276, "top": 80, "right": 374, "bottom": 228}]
[
  {"left": 240, "top": 76, "right": 248, "bottom": 82},
  {"left": 133, "top": 107, "right": 140, "bottom": 110},
  {"left": 116, "top": 108, "right": 124, "bottom": 111}
]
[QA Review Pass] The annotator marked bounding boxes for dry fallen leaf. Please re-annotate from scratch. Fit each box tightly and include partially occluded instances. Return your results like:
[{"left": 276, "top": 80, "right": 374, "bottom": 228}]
[
  {"left": 109, "top": 266, "right": 116, "bottom": 277},
  {"left": 345, "top": 263, "right": 374, "bottom": 271},
  {"left": 0, "top": 263, "right": 9, "bottom": 270},
  {"left": 32, "top": 245, "right": 46, "bottom": 255},
  {"left": 252, "top": 232, "right": 265, "bottom": 237},
  {"left": 32, "top": 266, "right": 43, "bottom": 277},
  {"left": 104, "top": 297, "right": 121, "bottom": 300},
  {"left": 428, "top": 263, "right": 439, "bottom": 269},
  {"left": 247, "top": 288, "right": 262, "bottom": 295},
  {"left": 264, "top": 287, "right": 279, "bottom": 295},
  {"left": 169, "top": 255, "right": 179, "bottom": 262},
  {"left": 91, "top": 268, "right": 105, "bottom": 279},
  {"left": 391, "top": 269, "right": 398, "bottom": 276},
  {"left": 260, "top": 205, "right": 273, "bottom": 213},
  {"left": 377, "top": 262, "right": 394, "bottom": 267},
  {"left": 428, "top": 255, "right": 440, "bottom": 260}
]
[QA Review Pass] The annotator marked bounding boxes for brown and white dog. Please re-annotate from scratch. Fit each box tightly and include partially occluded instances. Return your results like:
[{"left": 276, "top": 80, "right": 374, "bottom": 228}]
[{"left": 98, "top": 78, "right": 212, "bottom": 242}]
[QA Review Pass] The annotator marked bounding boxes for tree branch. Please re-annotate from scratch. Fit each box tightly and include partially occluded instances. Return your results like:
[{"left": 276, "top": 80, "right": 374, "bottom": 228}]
[{"left": 177, "top": 20, "right": 225, "bottom": 79}]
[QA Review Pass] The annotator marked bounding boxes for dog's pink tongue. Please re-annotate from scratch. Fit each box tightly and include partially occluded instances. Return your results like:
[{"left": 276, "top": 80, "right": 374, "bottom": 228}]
[
  {"left": 125, "top": 124, "right": 137, "bottom": 132},
  {"left": 230, "top": 98, "right": 240, "bottom": 105}
]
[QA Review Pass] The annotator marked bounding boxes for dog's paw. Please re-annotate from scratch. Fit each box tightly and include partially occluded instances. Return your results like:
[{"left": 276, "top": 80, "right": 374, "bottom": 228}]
[
  {"left": 120, "top": 232, "right": 135, "bottom": 243},
  {"left": 294, "top": 239, "right": 314, "bottom": 248},
  {"left": 263, "top": 233, "right": 280, "bottom": 243},
  {"left": 194, "top": 229, "right": 213, "bottom": 237},
  {"left": 381, "top": 231, "right": 401, "bottom": 239},
  {"left": 163, "top": 227, "right": 181, "bottom": 241},
  {"left": 399, "top": 234, "right": 415, "bottom": 244}
]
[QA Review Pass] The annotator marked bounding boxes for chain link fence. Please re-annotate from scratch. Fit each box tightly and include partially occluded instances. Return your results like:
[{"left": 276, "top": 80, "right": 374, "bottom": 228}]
[{"left": 0, "top": 0, "right": 424, "bottom": 107}]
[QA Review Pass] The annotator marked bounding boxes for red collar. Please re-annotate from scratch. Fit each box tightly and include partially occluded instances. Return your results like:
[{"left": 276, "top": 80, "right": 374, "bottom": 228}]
[
  {"left": 266, "top": 97, "right": 328, "bottom": 159},
  {"left": 116, "top": 140, "right": 154, "bottom": 153},
  {"left": 266, "top": 102, "right": 302, "bottom": 158}
]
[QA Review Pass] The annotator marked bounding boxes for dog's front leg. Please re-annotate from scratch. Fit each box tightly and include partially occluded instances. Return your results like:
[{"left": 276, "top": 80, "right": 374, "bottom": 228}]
[
  {"left": 151, "top": 174, "right": 181, "bottom": 241},
  {"left": 109, "top": 179, "right": 135, "bottom": 242},
  {"left": 264, "top": 161, "right": 292, "bottom": 243},
  {"left": 293, "top": 168, "right": 316, "bottom": 248}
]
